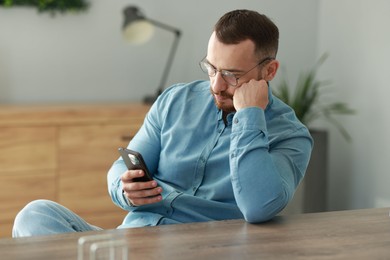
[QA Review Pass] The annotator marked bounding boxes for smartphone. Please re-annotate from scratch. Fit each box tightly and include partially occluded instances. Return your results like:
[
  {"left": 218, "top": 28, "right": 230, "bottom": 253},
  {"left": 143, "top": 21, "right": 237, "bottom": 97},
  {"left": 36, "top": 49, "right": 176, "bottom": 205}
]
[{"left": 118, "top": 147, "right": 153, "bottom": 182}]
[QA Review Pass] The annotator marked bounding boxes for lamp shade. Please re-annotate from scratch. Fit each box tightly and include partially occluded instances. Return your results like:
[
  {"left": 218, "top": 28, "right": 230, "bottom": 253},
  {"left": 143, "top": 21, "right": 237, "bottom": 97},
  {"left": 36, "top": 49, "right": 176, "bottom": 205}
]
[{"left": 123, "top": 6, "right": 154, "bottom": 44}]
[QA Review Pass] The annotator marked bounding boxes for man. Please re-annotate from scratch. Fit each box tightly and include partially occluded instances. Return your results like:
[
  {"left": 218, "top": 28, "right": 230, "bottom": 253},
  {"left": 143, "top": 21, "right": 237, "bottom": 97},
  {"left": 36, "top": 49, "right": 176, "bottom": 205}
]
[{"left": 13, "top": 9, "right": 312, "bottom": 237}]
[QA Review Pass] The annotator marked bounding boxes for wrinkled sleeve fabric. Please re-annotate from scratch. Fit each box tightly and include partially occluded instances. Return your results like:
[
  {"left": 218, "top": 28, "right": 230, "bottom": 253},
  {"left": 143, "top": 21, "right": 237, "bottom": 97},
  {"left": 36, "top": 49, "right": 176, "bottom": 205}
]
[
  {"left": 107, "top": 86, "right": 171, "bottom": 211},
  {"left": 230, "top": 107, "right": 313, "bottom": 223}
]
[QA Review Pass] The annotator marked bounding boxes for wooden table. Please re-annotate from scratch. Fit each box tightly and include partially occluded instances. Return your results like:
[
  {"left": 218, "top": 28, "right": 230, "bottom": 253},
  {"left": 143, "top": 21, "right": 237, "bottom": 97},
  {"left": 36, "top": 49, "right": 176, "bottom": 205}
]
[{"left": 1, "top": 207, "right": 389, "bottom": 259}]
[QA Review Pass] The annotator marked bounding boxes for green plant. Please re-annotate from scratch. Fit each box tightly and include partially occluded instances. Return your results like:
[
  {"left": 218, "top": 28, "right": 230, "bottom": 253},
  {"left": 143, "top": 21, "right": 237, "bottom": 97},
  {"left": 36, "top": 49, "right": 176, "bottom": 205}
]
[
  {"left": 273, "top": 53, "right": 355, "bottom": 141},
  {"left": 0, "top": 0, "right": 89, "bottom": 14}
]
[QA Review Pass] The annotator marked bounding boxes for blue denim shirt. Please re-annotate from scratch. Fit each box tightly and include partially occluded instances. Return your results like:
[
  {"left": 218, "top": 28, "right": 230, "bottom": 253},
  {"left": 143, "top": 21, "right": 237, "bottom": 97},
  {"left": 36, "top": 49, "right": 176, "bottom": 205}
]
[{"left": 107, "top": 80, "right": 313, "bottom": 228}]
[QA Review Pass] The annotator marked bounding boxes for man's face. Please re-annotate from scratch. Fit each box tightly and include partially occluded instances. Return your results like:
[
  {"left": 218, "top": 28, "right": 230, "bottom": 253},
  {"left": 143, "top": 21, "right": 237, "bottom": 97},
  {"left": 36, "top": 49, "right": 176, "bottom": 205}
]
[{"left": 206, "top": 32, "right": 261, "bottom": 113}]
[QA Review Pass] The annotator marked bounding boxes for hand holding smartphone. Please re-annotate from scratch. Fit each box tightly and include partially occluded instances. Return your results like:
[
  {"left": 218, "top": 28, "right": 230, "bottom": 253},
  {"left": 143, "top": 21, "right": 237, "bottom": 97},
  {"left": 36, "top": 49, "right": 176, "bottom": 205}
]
[{"left": 118, "top": 147, "right": 153, "bottom": 182}]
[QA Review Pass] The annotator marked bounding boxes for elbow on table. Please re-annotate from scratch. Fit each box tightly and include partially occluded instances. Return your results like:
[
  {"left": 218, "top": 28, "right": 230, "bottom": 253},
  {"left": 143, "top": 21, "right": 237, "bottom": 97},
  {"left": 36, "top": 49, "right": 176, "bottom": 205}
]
[
  {"left": 241, "top": 197, "right": 288, "bottom": 223},
  {"left": 243, "top": 210, "right": 277, "bottom": 223}
]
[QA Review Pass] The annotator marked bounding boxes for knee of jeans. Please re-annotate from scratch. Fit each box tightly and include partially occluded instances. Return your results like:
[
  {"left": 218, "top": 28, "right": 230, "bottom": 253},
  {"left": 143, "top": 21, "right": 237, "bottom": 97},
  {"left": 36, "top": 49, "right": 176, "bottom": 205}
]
[{"left": 13, "top": 200, "right": 55, "bottom": 230}]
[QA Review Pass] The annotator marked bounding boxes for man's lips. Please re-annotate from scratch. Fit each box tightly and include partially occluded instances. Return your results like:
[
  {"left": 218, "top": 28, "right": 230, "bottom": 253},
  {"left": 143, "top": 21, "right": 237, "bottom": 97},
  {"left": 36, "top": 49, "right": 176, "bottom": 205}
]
[{"left": 214, "top": 93, "right": 231, "bottom": 102}]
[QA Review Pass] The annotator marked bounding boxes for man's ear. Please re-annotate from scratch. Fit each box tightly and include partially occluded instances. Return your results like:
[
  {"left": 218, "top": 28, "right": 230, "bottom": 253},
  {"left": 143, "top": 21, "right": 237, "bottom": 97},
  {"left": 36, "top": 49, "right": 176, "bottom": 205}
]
[{"left": 263, "top": 60, "right": 279, "bottom": 81}]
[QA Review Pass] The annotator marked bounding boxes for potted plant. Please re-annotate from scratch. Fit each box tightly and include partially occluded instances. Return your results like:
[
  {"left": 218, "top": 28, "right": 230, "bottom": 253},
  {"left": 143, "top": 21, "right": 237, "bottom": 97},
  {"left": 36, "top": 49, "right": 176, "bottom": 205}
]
[
  {"left": 274, "top": 53, "right": 354, "bottom": 214},
  {"left": 273, "top": 53, "right": 355, "bottom": 141}
]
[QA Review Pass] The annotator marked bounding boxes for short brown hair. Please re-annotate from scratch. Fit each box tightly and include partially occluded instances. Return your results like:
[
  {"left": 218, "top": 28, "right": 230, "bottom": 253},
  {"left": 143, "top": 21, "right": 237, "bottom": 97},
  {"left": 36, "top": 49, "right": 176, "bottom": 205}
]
[{"left": 214, "top": 9, "right": 279, "bottom": 58}]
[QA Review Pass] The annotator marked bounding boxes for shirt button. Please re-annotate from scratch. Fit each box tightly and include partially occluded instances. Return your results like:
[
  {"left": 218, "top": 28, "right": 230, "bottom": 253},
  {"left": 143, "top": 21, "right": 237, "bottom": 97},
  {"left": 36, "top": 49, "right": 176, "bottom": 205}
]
[{"left": 234, "top": 118, "right": 239, "bottom": 124}]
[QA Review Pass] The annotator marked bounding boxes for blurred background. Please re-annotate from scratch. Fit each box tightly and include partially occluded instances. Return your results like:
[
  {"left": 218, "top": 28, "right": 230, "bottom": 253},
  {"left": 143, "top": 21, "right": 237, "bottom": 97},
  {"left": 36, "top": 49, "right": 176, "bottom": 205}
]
[{"left": 0, "top": 0, "right": 389, "bottom": 212}]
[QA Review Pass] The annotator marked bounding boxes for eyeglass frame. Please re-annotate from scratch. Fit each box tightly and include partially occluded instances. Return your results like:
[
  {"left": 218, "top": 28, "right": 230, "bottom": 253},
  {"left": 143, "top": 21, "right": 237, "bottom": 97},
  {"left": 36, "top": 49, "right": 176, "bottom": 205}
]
[{"left": 199, "top": 56, "right": 275, "bottom": 87}]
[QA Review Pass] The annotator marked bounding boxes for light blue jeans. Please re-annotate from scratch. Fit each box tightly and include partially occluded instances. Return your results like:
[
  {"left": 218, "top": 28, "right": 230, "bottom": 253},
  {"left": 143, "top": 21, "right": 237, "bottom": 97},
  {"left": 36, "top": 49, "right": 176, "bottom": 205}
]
[{"left": 13, "top": 199, "right": 103, "bottom": 237}]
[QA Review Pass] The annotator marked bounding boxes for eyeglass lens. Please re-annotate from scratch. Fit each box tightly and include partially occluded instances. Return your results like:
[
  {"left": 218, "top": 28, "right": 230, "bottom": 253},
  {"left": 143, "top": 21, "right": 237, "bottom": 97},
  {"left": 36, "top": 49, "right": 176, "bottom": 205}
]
[{"left": 200, "top": 61, "right": 238, "bottom": 86}]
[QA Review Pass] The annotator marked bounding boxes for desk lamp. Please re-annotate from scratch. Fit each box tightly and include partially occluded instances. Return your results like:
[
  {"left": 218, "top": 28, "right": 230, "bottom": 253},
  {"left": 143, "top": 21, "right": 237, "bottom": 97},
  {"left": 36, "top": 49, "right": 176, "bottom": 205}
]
[{"left": 122, "top": 6, "right": 182, "bottom": 104}]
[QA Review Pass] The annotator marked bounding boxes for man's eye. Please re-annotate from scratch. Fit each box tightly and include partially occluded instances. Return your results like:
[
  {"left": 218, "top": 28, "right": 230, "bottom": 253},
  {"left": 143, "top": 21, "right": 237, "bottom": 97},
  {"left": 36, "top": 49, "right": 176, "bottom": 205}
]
[{"left": 222, "top": 71, "right": 235, "bottom": 77}]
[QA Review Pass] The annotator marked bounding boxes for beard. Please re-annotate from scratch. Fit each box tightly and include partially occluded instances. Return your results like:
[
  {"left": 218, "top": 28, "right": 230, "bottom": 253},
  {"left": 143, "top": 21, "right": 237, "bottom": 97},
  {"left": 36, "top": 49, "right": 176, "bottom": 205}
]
[{"left": 209, "top": 87, "right": 236, "bottom": 113}]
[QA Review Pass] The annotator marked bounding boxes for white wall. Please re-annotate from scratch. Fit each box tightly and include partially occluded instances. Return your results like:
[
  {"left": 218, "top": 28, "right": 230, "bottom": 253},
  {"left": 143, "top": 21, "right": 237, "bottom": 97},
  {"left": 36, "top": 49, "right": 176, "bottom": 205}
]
[
  {"left": 317, "top": 0, "right": 390, "bottom": 210},
  {"left": 0, "top": 0, "right": 318, "bottom": 103}
]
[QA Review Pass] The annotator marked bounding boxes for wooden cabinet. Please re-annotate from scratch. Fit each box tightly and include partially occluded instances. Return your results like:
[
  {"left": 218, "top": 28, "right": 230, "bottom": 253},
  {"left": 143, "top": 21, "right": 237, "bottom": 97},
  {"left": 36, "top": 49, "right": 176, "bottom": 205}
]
[
  {"left": 58, "top": 124, "right": 141, "bottom": 228},
  {"left": 0, "top": 104, "right": 150, "bottom": 238}
]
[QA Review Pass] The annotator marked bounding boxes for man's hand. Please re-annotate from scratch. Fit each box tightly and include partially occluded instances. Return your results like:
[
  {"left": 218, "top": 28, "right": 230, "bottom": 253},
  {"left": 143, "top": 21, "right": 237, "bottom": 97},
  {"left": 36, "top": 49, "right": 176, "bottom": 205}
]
[
  {"left": 233, "top": 79, "right": 269, "bottom": 111},
  {"left": 121, "top": 170, "right": 162, "bottom": 206}
]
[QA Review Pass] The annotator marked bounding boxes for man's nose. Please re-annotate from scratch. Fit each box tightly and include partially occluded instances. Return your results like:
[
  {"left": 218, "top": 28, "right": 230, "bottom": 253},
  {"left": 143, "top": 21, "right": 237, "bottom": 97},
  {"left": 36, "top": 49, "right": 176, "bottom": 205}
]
[{"left": 211, "top": 72, "right": 228, "bottom": 93}]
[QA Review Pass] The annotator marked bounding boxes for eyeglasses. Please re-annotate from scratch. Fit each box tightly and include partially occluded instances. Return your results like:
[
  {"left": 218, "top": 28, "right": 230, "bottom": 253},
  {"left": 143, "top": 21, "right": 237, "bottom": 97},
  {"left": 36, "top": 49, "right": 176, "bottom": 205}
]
[{"left": 199, "top": 56, "right": 274, "bottom": 87}]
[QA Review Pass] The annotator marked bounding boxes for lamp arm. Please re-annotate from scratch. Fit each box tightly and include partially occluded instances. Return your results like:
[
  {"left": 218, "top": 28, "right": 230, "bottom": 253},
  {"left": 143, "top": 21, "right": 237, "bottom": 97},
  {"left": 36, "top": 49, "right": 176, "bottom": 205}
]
[
  {"left": 149, "top": 19, "right": 182, "bottom": 35},
  {"left": 143, "top": 20, "right": 182, "bottom": 104}
]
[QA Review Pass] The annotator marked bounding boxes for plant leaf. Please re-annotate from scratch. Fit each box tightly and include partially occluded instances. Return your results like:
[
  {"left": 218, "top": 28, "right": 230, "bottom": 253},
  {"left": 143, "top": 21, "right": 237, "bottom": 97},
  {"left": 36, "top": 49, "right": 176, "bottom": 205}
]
[{"left": 273, "top": 53, "right": 355, "bottom": 141}]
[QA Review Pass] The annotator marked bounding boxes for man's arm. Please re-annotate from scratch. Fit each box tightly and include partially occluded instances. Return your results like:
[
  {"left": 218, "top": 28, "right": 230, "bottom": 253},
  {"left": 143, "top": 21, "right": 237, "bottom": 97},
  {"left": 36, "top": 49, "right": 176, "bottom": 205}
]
[
  {"left": 229, "top": 106, "right": 312, "bottom": 223},
  {"left": 107, "top": 98, "right": 165, "bottom": 210}
]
